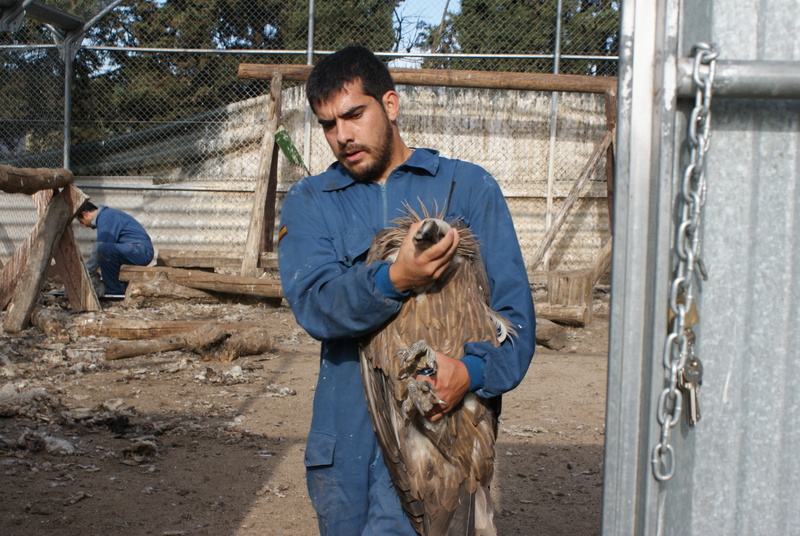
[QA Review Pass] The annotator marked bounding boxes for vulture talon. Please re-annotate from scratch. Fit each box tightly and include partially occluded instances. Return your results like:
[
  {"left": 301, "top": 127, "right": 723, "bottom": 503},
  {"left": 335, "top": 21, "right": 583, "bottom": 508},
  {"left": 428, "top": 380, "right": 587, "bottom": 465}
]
[
  {"left": 397, "top": 340, "right": 438, "bottom": 380},
  {"left": 403, "top": 378, "right": 443, "bottom": 417}
]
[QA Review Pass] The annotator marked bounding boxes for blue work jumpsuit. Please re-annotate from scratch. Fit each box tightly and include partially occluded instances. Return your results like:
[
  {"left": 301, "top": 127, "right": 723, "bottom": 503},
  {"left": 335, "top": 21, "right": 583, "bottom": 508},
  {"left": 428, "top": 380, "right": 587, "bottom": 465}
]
[
  {"left": 278, "top": 148, "right": 536, "bottom": 536},
  {"left": 86, "top": 206, "right": 154, "bottom": 295}
]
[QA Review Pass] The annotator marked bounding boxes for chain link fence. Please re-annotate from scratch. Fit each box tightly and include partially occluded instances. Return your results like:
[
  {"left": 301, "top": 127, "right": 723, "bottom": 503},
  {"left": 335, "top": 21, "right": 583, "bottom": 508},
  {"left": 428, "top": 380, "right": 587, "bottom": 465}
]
[{"left": 1, "top": 0, "right": 618, "bottom": 272}]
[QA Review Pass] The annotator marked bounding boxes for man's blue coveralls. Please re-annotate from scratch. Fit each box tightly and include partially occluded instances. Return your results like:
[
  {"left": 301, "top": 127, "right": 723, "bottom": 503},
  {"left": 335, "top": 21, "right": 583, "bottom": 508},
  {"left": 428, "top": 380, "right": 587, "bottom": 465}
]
[
  {"left": 278, "top": 148, "right": 536, "bottom": 536},
  {"left": 86, "top": 206, "right": 154, "bottom": 295}
]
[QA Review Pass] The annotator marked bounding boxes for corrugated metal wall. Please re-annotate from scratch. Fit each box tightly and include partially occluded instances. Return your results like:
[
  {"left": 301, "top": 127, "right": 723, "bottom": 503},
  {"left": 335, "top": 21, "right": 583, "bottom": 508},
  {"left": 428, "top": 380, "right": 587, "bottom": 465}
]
[
  {"left": 689, "top": 98, "right": 800, "bottom": 536},
  {"left": 1, "top": 86, "right": 611, "bottom": 273},
  {"left": 669, "top": 0, "right": 800, "bottom": 533},
  {"left": 605, "top": 0, "right": 800, "bottom": 534}
]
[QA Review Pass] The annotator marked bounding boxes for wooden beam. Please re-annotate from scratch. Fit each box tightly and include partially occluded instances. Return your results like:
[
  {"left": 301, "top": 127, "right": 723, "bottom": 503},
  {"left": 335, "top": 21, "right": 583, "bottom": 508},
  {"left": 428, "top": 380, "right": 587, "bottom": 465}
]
[
  {"left": 529, "top": 129, "right": 614, "bottom": 270},
  {"left": 105, "top": 324, "right": 230, "bottom": 360},
  {"left": 105, "top": 334, "right": 188, "bottom": 360},
  {"left": 238, "top": 64, "right": 618, "bottom": 94},
  {"left": 242, "top": 72, "right": 282, "bottom": 278},
  {"left": 157, "top": 249, "right": 278, "bottom": 269},
  {"left": 4, "top": 190, "right": 72, "bottom": 332},
  {"left": 119, "top": 265, "right": 283, "bottom": 298},
  {"left": 0, "top": 164, "right": 73, "bottom": 195}
]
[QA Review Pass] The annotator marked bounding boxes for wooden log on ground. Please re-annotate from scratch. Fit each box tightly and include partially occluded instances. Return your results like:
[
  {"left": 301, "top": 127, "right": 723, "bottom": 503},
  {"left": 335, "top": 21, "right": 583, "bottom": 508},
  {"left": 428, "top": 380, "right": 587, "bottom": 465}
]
[
  {"left": 200, "top": 326, "right": 273, "bottom": 362},
  {"left": 118, "top": 265, "right": 283, "bottom": 298},
  {"left": 124, "top": 278, "right": 220, "bottom": 306},
  {"left": 105, "top": 324, "right": 228, "bottom": 360},
  {"left": 76, "top": 317, "right": 265, "bottom": 340},
  {"left": 4, "top": 191, "right": 72, "bottom": 333},
  {"left": 242, "top": 72, "right": 282, "bottom": 278},
  {"left": 105, "top": 334, "right": 187, "bottom": 360},
  {"left": 30, "top": 306, "right": 69, "bottom": 343},
  {"left": 123, "top": 278, "right": 271, "bottom": 307},
  {"left": 238, "top": 64, "right": 618, "bottom": 94},
  {"left": 183, "top": 325, "right": 230, "bottom": 353},
  {"left": 0, "top": 164, "right": 74, "bottom": 195},
  {"left": 157, "top": 249, "right": 278, "bottom": 269},
  {"left": 535, "top": 303, "right": 590, "bottom": 327},
  {"left": 535, "top": 318, "right": 567, "bottom": 350}
]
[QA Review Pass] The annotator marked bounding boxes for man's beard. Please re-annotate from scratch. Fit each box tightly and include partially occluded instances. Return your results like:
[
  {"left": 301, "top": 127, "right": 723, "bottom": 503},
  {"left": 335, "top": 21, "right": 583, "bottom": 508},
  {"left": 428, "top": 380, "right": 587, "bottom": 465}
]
[{"left": 337, "top": 116, "right": 394, "bottom": 183}]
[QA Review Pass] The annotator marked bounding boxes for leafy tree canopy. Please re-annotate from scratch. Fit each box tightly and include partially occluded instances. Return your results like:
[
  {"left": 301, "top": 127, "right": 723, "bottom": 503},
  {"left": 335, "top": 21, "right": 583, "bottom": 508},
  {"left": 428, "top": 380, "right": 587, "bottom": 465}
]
[{"left": 419, "top": 0, "right": 619, "bottom": 75}]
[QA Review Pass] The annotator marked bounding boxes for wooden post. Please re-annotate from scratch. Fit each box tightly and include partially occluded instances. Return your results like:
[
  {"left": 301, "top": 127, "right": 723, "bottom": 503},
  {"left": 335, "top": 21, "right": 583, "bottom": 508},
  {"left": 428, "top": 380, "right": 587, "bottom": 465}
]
[
  {"left": 4, "top": 190, "right": 72, "bottom": 332},
  {"left": 604, "top": 90, "right": 617, "bottom": 233},
  {"left": 547, "top": 269, "right": 594, "bottom": 326},
  {"left": 529, "top": 129, "right": 614, "bottom": 271},
  {"left": 242, "top": 72, "right": 282, "bottom": 278}
]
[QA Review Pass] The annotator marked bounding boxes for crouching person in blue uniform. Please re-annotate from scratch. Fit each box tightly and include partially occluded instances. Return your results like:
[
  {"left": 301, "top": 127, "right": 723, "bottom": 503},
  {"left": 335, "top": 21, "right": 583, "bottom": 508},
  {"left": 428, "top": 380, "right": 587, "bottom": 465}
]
[
  {"left": 76, "top": 201, "right": 154, "bottom": 296},
  {"left": 277, "top": 46, "right": 536, "bottom": 535}
]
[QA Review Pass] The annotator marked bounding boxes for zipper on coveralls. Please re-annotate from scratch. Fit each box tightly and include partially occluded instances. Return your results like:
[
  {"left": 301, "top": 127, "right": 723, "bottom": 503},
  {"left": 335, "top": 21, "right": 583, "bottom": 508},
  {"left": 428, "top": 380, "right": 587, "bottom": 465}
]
[{"left": 379, "top": 182, "right": 388, "bottom": 227}]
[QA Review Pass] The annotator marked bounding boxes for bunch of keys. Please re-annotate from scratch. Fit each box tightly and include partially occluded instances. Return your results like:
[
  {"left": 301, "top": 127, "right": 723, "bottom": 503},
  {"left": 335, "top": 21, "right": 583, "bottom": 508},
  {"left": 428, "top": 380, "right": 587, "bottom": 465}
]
[{"left": 680, "top": 330, "right": 703, "bottom": 427}]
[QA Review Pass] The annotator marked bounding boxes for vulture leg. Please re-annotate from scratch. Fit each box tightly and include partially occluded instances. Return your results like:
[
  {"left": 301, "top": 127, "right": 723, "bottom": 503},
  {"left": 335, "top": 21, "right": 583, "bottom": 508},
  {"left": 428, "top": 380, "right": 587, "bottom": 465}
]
[
  {"left": 403, "top": 378, "right": 444, "bottom": 416},
  {"left": 398, "top": 340, "right": 446, "bottom": 417},
  {"left": 398, "top": 339, "right": 438, "bottom": 378}
]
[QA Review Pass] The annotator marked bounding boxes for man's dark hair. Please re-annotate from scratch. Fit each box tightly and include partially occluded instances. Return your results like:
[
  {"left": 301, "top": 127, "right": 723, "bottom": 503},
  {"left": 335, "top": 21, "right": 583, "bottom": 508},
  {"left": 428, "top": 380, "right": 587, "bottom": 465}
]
[
  {"left": 78, "top": 201, "right": 98, "bottom": 215},
  {"left": 306, "top": 45, "right": 395, "bottom": 112}
]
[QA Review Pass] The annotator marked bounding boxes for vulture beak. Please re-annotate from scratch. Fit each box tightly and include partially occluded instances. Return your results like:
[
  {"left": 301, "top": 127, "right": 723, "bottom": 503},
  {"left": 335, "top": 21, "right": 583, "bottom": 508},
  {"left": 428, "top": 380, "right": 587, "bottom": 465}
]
[{"left": 413, "top": 219, "right": 452, "bottom": 251}]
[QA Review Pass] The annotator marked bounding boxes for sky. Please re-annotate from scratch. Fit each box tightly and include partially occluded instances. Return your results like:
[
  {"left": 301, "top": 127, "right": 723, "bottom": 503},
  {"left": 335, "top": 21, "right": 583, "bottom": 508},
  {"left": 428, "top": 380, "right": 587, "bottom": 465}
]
[
  {"left": 397, "top": 0, "right": 461, "bottom": 27},
  {"left": 390, "top": 0, "right": 461, "bottom": 66}
]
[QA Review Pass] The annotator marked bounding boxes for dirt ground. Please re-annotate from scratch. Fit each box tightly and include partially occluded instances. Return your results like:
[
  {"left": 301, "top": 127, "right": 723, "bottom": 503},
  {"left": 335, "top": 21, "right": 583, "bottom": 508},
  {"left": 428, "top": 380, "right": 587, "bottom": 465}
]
[{"left": 0, "top": 288, "right": 609, "bottom": 536}]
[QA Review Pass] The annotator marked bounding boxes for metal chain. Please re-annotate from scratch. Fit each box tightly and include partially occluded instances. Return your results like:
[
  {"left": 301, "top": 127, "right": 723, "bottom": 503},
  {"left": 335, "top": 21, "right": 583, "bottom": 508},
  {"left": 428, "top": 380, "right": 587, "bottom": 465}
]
[{"left": 651, "top": 42, "right": 719, "bottom": 483}]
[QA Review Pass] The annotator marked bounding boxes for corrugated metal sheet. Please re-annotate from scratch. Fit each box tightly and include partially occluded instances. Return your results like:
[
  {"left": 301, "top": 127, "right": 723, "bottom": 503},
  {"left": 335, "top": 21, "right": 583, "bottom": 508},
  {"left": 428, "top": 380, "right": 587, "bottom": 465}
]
[
  {"left": 687, "top": 96, "right": 800, "bottom": 536},
  {"left": 606, "top": 0, "right": 800, "bottom": 534},
  {"left": 668, "top": 0, "right": 800, "bottom": 531},
  {"left": 1, "top": 86, "right": 611, "bottom": 272}
]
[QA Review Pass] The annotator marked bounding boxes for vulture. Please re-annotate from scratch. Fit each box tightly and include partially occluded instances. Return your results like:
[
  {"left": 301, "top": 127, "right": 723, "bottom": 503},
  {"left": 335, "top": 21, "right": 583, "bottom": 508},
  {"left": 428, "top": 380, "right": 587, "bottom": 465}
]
[{"left": 360, "top": 205, "right": 514, "bottom": 536}]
